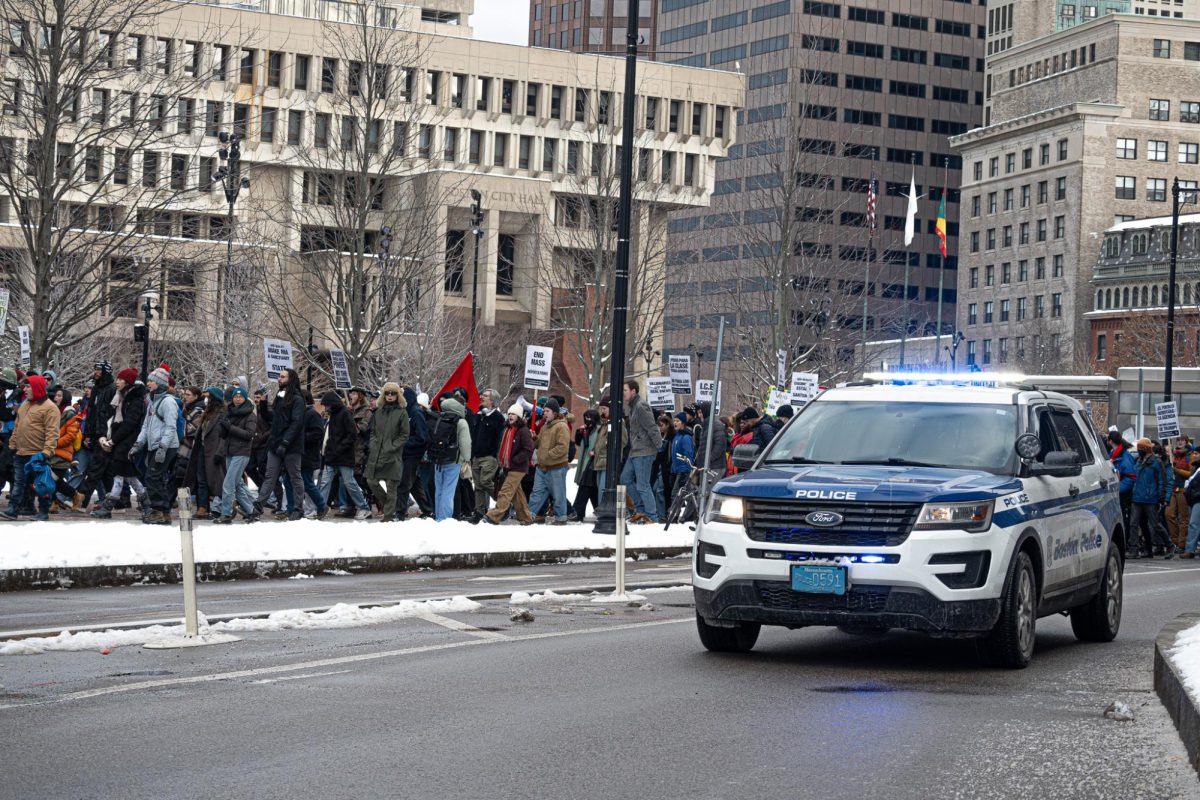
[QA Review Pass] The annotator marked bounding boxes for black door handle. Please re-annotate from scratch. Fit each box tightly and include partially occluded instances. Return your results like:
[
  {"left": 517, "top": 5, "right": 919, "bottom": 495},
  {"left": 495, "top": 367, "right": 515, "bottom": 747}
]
[
  {"left": 1099, "top": 478, "right": 1109, "bottom": 489},
  {"left": 1069, "top": 484, "right": 1080, "bottom": 497}
]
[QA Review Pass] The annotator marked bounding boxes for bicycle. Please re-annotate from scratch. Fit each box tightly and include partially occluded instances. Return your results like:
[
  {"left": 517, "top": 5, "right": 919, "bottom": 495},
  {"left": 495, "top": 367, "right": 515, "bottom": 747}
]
[{"left": 665, "top": 454, "right": 707, "bottom": 529}]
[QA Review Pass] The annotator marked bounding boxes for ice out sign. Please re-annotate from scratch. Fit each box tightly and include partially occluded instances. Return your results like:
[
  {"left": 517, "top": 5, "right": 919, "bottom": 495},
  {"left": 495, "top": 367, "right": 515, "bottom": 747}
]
[
  {"left": 263, "top": 338, "right": 294, "bottom": 381},
  {"left": 329, "top": 348, "right": 352, "bottom": 390},
  {"left": 696, "top": 380, "right": 723, "bottom": 405},
  {"left": 1156, "top": 401, "right": 1181, "bottom": 439},
  {"left": 524, "top": 345, "right": 552, "bottom": 390},
  {"left": 647, "top": 377, "right": 674, "bottom": 410},
  {"left": 669, "top": 355, "right": 692, "bottom": 395},
  {"left": 790, "top": 372, "right": 819, "bottom": 407}
]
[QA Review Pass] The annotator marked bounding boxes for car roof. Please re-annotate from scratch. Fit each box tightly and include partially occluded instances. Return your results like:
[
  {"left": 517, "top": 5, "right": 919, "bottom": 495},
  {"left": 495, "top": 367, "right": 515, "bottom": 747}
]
[{"left": 817, "top": 383, "right": 1083, "bottom": 409}]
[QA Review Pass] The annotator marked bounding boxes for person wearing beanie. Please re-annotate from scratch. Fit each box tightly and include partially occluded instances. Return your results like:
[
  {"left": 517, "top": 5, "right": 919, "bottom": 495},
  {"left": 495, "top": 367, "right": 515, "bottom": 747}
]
[
  {"left": 668, "top": 411, "right": 696, "bottom": 510},
  {"left": 188, "top": 387, "right": 227, "bottom": 520},
  {"left": 483, "top": 404, "right": 535, "bottom": 524},
  {"left": 394, "top": 386, "right": 433, "bottom": 519},
  {"left": 430, "top": 394, "right": 471, "bottom": 522},
  {"left": 317, "top": 391, "right": 372, "bottom": 520},
  {"left": 570, "top": 407, "right": 603, "bottom": 521},
  {"left": 365, "top": 382, "right": 409, "bottom": 521},
  {"left": 252, "top": 367, "right": 307, "bottom": 522},
  {"left": 776, "top": 405, "right": 795, "bottom": 422},
  {"left": 213, "top": 384, "right": 259, "bottom": 523},
  {"left": 1, "top": 375, "right": 60, "bottom": 520},
  {"left": 527, "top": 396, "right": 570, "bottom": 524},
  {"left": 1129, "top": 437, "right": 1176, "bottom": 558},
  {"left": 90, "top": 369, "right": 149, "bottom": 519},
  {"left": 621, "top": 380, "right": 660, "bottom": 524},
  {"left": 736, "top": 406, "right": 778, "bottom": 451},
  {"left": 70, "top": 363, "right": 115, "bottom": 513},
  {"left": 470, "top": 388, "right": 505, "bottom": 522},
  {"left": 129, "top": 364, "right": 180, "bottom": 525}
]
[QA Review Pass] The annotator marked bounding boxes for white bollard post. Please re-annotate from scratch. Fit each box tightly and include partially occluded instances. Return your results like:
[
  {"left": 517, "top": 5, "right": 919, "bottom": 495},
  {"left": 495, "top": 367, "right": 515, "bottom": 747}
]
[
  {"left": 143, "top": 489, "right": 241, "bottom": 649},
  {"left": 615, "top": 485, "right": 626, "bottom": 598}
]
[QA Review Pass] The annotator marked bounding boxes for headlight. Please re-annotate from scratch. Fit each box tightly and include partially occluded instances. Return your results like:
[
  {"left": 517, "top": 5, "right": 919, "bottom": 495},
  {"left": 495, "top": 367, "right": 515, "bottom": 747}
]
[
  {"left": 705, "top": 496, "right": 744, "bottom": 525},
  {"left": 914, "top": 500, "right": 994, "bottom": 533}
]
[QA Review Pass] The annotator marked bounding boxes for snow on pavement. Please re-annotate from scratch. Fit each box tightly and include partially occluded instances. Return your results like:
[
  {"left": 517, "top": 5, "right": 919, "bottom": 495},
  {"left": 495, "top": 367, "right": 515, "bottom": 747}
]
[
  {"left": 1170, "top": 619, "right": 1200, "bottom": 696},
  {"left": 0, "top": 596, "right": 482, "bottom": 655},
  {"left": 0, "top": 517, "right": 694, "bottom": 571}
]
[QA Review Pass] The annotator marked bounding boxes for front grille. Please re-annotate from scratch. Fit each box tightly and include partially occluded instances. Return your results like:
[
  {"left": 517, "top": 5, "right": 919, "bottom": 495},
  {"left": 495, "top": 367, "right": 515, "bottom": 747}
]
[
  {"left": 744, "top": 498, "right": 921, "bottom": 547},
  {"left": 755, "top": 581, "right": 891, "bottom": 613}
]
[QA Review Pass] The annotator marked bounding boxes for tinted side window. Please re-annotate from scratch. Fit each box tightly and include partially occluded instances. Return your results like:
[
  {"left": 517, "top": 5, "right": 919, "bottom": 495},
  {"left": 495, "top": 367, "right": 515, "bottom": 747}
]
[{"left": 1050, "top": 410, "right": 1091, "bottom": 464}]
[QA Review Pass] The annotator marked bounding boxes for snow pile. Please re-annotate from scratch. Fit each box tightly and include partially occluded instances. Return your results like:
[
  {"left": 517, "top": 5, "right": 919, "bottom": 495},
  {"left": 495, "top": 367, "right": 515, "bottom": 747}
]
[
  {"left": 1170, "top": 619, "right": 1200, "bottom": 696},
  {"left": 591, "top": 591, "right": 647, "bottom": 604},
  {"left": 508, "top": 589, "right": 592, "bottom": 605},
  {"left": 287, "top": 573, "right": 314, "bottom": 580},
  {"left": 0, "top": 517, "right": 694, "bottom": 570},
  {"left": 0, "top": 596, "right": 481, "bottom": 655}
]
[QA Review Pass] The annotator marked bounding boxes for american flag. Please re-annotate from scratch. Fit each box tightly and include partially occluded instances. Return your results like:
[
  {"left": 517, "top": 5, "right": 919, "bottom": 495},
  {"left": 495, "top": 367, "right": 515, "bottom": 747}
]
[{"left": 866, "top": 176, "right": 877, "bottom": 230}]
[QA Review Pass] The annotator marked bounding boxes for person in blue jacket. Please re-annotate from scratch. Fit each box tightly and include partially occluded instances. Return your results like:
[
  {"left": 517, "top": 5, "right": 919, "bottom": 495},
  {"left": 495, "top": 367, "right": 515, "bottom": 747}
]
[
  {"left": 1107, "top": 431, "right": 1136, "bottom": 550},
  {"left": 667, "top": 413, "right": 696, "bottom": 513},
  {"left": 1129, "top": 437, "right": 1177, "bottom": 559}
]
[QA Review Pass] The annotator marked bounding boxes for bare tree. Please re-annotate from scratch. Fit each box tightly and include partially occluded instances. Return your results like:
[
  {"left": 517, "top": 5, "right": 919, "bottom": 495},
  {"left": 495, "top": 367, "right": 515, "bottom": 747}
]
[{"left": 0, "top": 0, "right": 236, "bottom": 369}]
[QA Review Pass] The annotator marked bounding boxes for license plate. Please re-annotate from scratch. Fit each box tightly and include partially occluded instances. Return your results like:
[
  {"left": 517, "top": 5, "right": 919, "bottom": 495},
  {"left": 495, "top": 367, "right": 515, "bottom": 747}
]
[{"left": 791, "top": 564, "right": 847, "bottom": 595}]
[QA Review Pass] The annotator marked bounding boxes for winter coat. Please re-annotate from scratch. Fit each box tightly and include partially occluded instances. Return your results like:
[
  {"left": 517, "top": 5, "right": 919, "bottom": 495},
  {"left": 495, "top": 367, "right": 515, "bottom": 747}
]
[
  {"left": 1132, "top": 451, "right": 1170, "bottom": 505},
  {"left": 10, "top": 377, "right": 60, "bottom": 457},
  {"left": 575, "top": 428, "right": 599, "bottom": 485},
  {"left": 402, "top": 387, "right": 428, "bottom": 460},
  {"left": 322, "top": 400, "right": 359, "bottom": 469},
  {"left": 366, "top": 388, "right": 410, "bottom": 480},
  {"left": 670, "top": 429, "right": 696, "bottom": 474},
  {"left": 136, "top": 388, "right": 181, "bottom": 453},
  {"left": 1110, "top": 445, "right": 1136, "bottom": 494},
  {"left": 535, "top": 416, "right": 570, "bottom": 470},
  {"left": 301, "top": 406, "right": 326, "bottom": 472},
  {"left": 219, "top": 401, "right": 258, "bottom": 459},
  {"left": 350, "top": 400, "right": 372, "bottom": 471},
  {"left": 694, "top": 417, "right": 729, "bottom": 473},
  {"left": 109, "top": 384, "right": 147, "bottom": 475},
  {"left": 499, "top": 418, "right": 535, "bottom": 474},
  {"left": 592, "top": 420, "right": 627, "bottom": 474},
  {"left": 472, "top": 407, "right": 506, "bottom": 459},
  {"left": 267, "top": 390, "right": 306, "bottom": 456},
  {"left": 439, "top": 398, "right": 472, "bottom": 467},
  {"left": 84, "top": 372, "right": 116, "bottom": 448},
  {"left": 253, "top": 400, "right": 273, "bottom": 450},
  {"left": 625, "top": 394, "right": 659, "bottom": 458},
  {"left": 178, "top": 400, "right": 204, "bottom": 464},
  {"left": 196, "top": 413, "right": 226, "bottom": 490},
  {"left": 747, "top": 418, "right": 779, "bottom": 451},
  {"left": 53, "top": 408, "right": 81, "bottom": 467}
]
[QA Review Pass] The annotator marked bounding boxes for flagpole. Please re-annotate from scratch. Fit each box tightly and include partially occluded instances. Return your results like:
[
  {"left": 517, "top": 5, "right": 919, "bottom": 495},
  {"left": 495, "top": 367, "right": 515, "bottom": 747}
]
[
  {"left": 862, "top": 175, "right": 875, "bottom": 374},
  {"left": 935, "top": 159, "right": 948, "bottom": 368}
]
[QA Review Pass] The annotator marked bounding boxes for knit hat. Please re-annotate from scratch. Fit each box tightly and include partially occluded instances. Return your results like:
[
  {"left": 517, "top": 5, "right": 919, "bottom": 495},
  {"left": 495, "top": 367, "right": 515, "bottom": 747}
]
[
  {"left": 231, "top": 386, "right": 249, "bottom": 400},
  {"left": 147, "top": 366, "right": 170, "bottom": 387},
  {"left": 777, "top": 405, "right": 795, "bottom": 419},
  {"left": 675, "top": 412, "right": 688, "bottom": 425},
  {"left": 117, "top": 367, "right": 138, "bottom": 384},
  {"left": 598, "top": 395, "right": 610, "bottom": 408},
  {"left": 1137, "top": 437, "right": 1154, "bottom": 450},
  {"left": 321, "top": 390, "right": 341, "bottom": 407},
  {"left": 737, "top": 406, "right": 761, "bottom": 422},
  {"left": 506, "top": 403, "right": 524, "bottom": 417},
  {"left": 544, "top": 397, "right": 561, "bottom": 414},
  {"left": 42, "top": 370, "right": 56, "bottom": 388},
  {"left": 206, "top": 386, "right": 224, "bottom": 403},
  {"left": 536, "top": 396, "right": 547, "bottom": 406},
  {"left": 416, "top": 392, "right": 431, "bottom": 410},
  {"left": 94, "top": 360, "right": 112, "bottom": 373}
]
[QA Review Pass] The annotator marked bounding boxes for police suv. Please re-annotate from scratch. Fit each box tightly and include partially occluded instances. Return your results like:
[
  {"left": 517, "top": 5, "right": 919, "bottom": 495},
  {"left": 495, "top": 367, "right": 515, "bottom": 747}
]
[{"left": 693, "top": 374, "right": 1124, "bottom": 668}]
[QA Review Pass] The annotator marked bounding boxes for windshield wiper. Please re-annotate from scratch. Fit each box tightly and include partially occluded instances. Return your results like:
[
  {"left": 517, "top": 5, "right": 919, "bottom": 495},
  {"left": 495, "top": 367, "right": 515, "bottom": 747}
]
[
  {"left": 839, "top": 458, "right": 940, "bottom": 468},
  {"left": 763, "top": 457, "right": 834, "bottom": 465}
]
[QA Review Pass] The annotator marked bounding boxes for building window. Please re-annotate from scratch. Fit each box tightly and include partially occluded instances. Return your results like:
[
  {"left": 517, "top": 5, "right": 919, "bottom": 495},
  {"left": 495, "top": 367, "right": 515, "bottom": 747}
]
[
  {"left": 497, "top": 234, "right": 515, "bottom": 296},
  {"left": 1150, "top": 98, "right": 1171, "bottom": 121},
  {"left": 1054, "top": 216, "right": 1065, "bottom": 238},
  {"left": 1115, "top": 176, "right": 1136, "bottom": 199},
  {"left": 1034, "top": 295, "right": 1045, "bottom": 318},
  {"left": 1184, "top": 102, "right": 1200, "bottom": 124},
  {"left": 1148, "top": 140, "right": 1168, "bottom": 161},
  {"left": 1057, "top": 138, "right": 1068, "bottom": 160},
  {"left": 967, "top": 341, "right": 976, "bottom": 365},
  {"left": 1053, "top": 254, "right": 1064, "bottom": 277},
  {"left": 1051, "top": 293, "right": 1062, "bottom": 317},
  {"left": 1116, "top": 138, "right": 1137, "bottom": 159},
  {"left": 968, "top": 303, "right": 977, "bottom": 325},
  {"left": 969, "top": 267, "right": 978, "bottom": 288},
  {"left": 1000, "top": 299, "right": 1010, "bottom": 322},
  {"left": 1040, "top": 143, "right": 1050, "bottom": 165},
  {"left": 1017, "top": 297, "right": 1027, "bottom": 320},
  {"left": 1021, "top": 185, "right": 1030, "bottom": 208},
  {"left": 294, "top": 55, "right": 310, "bottom": 90},
  {"left": 982, "top": 339, "right": 992, "bottom": 365},
  {"left": 444, "top": 230, "right": 465, "bottom": 293},
  {"left": 1154, "top": 39, "right": 1171, "bottom": 58},
  {"left": 1181, "top": 142, "right": 1200, "bottom": 164},
  {"left": 1148, "top": 178, "right": 1168, "bottom": 201},
  {"left": 1096, "top": 334, "right": 1106, "bottom": 361},
  {"left": 1055, "top": 177, "right": 1067, "bottom": 200},
  {"left": 984, "top": 301, "right": 994, "bottom": 323}
]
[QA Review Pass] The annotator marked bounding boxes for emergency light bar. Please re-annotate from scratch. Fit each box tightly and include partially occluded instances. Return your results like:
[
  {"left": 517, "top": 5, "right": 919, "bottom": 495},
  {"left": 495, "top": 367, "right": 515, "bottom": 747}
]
[{"left": 862, "top": 371, "right": 1028, "bottom": 387}]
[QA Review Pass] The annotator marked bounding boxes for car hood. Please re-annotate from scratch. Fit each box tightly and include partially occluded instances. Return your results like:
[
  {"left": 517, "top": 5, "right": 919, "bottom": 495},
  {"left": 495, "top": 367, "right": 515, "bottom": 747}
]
[{"left": 714, "top": 464, "right": 1022, "bottom": 504}]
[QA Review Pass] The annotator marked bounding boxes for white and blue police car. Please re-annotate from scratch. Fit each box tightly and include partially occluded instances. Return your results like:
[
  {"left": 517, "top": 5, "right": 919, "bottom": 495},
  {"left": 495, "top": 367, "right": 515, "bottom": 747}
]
[{"left": 693, "top": 373, "right": 1124, "bottom": 668}]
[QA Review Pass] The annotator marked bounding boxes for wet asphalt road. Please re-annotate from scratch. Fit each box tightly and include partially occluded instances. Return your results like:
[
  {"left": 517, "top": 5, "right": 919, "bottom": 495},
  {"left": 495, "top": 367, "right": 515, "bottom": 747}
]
[{"left": 0, "top": 560, "right": 1198, "bottom": 799}]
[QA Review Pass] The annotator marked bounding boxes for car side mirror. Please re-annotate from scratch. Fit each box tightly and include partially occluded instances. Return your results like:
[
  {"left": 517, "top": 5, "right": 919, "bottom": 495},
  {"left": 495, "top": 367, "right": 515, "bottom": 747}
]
[
  {"left": 731, "top": 444, "right": 760, "bottom": 471},
  {"left": 1015, "top": 433, "right": 1041, "bottom": 461},
  {"left": 1029, "top": 450, "right": 1083, "bottom": 478}
]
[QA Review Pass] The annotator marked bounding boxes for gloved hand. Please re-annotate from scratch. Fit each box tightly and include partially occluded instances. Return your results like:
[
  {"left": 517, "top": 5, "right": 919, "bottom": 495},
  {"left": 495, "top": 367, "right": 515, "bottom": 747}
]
[
  {"left": 154, "top": 448, "right": 167, "bottom": 464},
  {"left": 219, "top": 417, "right": 231, "bottom": 433},
  {"left": 274, "top": 443, "right": 288, "bottom": 458},
  {"left": 129, "top": 442, "right": 145, "bottom": 458}
]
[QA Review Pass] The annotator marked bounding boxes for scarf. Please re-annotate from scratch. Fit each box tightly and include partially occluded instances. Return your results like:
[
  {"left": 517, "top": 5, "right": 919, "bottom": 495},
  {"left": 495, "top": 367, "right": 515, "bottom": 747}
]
[{"left": 498, "top": 425, "right": 517, "bottom": 470}]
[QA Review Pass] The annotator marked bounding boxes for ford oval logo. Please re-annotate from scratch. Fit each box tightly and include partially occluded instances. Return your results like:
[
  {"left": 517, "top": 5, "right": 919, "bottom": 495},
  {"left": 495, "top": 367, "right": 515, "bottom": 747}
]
[{"left": 805, "top": 511, "right": 844, "bottom": 527}]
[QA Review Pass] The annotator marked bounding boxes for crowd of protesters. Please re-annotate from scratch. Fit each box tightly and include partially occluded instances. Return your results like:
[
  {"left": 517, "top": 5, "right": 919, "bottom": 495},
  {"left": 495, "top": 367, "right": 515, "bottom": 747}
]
[
  {"left": 0, "top": 362, "right": 793, "bottom": 527},
  {"left": 1106, "top": 430, "right": 1200, "bottom": 559}
]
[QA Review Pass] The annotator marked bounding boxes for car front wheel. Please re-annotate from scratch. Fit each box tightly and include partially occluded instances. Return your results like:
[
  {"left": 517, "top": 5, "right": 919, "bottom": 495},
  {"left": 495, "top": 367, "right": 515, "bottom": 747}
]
[
  {"left": 1070, "top": 545, "right": 1123, "bottom": 642},
  {"left": 696, "top": 613, "right": 760, "bottom": 653},
  {"left": 977, "top": 550, "right": 1037, "bottom": 669}
]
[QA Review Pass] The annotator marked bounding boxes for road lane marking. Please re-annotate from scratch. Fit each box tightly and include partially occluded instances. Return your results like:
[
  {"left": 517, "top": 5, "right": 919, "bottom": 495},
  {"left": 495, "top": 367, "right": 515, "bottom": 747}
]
[
  {"left": 252, "top": 670, "right": 353, "bottom": 685},
  {"left": 0, "top": 618, "right": 691, "bottom": 710},
  {"left": 1126, "top": 567, "right": 1200, "bottom": 578},
  {"left": 415, "top": 611, "right": 507, "bottom": 640},
  {"left": 467, "top": 574, "right": 561, "bottom": 582}
]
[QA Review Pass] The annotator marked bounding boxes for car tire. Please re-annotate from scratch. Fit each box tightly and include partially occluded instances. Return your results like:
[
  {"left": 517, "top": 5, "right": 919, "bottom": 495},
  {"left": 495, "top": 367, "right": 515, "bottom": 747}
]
[
  {"left": 977, "top": 550, "right": 1037, "bottom": 669},
  {"left": 696, "top": 613, "right": 760, "bottom": 653},
  {"left": 1070, "top": 545, "right": 1123, "bottom": 643}
]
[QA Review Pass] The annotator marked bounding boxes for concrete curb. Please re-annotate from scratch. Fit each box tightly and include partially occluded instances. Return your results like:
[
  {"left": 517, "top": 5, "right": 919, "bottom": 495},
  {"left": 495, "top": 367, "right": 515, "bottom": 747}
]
[
  {"left": 1154, "top": 611, "right": 1200, "bottom": 778},
  {"left": 0, "top": 546, "right": 694, "bottom": 592}
]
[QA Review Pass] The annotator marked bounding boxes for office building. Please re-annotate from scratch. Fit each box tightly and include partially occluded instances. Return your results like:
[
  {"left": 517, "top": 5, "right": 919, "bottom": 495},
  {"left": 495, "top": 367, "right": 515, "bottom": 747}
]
[{"left": 528, "top": 0, "right": 656, "bottom": 55}]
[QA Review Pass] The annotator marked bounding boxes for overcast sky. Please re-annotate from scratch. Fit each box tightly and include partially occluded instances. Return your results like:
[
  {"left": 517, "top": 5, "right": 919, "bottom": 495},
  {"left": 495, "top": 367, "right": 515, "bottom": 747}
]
[{"left": 471, "top": 0, "right": 532, "bottom": 45}]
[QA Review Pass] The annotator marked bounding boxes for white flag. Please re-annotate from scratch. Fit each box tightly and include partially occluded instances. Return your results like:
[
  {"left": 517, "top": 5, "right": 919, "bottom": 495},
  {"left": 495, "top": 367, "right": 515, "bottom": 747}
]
[{"left": 903, "top": 167, "right": 919, "bottom": 246}]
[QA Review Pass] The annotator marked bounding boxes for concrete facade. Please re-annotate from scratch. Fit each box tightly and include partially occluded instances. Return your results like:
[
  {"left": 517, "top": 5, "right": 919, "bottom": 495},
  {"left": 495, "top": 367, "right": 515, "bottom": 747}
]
[
  {"left": 528, "top": 0, "right": 657, "bottom": 56},
  {"left": 951, "top": 15, "right": 1200, "bottom": 373}
]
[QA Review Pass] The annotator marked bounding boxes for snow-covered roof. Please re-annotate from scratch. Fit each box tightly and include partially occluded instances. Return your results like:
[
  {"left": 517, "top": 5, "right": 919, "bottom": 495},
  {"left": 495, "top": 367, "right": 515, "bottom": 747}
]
[{"left": 1106, "top": 213, "right": 1200, "bottom": 234}]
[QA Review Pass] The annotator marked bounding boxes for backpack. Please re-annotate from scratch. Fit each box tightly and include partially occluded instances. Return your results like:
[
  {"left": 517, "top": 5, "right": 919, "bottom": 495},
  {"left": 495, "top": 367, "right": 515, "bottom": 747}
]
[{"left": 427, "top": 412, "right": 460, "bottom": 465}]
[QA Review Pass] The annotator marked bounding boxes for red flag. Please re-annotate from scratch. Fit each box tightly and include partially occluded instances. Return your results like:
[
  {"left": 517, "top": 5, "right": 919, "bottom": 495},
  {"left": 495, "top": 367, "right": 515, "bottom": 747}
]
[{"left": 434, "top": 353, "right": 480, "bottom": 412}]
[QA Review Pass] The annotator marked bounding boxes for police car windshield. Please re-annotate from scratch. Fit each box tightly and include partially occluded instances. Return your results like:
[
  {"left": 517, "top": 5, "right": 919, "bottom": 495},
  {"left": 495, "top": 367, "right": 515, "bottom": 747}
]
[{"left": 763, "top": 401, "right": 1019, "bottom": 474}]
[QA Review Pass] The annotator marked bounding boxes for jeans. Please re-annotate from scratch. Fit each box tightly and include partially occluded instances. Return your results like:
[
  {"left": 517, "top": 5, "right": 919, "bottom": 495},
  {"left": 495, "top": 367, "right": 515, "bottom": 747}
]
[
  {"left": 144, "top": 448, "right": 178, "bottom": 512},
  {"left": 220, "top": 455, "right": 256, "bottom": 518},
  {"left": 1188, "top": 501, "right": 1200, "bottom": 554},
  {"left": 9, "top": 453, "right": 49, "bottom": 516},
  {"left": 258, "top": 452, "right": 304, "bottom": 508},
  {"left": 67, "top": 448, "right": 91, "bottom": 491},
  {"left": 528, "top": 466, "right": 568, "bottom": 519},
  {"left": 284, "top": 468, "right": 325, "bottom": 514},
  {"left": 434, "top": 463, "right": 461, "bottom": 521},
  {"left": 619, "top": 454, "right": 656, "bottom": 519},
  {"left": 321, "top": 465, "right": 369, "bottom": 510}
]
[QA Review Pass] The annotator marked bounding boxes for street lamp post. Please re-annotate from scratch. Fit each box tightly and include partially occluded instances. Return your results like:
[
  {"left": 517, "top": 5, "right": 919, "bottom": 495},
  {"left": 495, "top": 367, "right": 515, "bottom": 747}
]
[
  {"left": 136, "top": 290, "right": 160, "bottom": 380},
  {"left": 1165, "top": 178, "right": 1196, "bottom": 402},
  {"left": 469, "top": 190, "right": 483, "bottom": 353},
  {"left": 213, "top": 132, "right": 249, "bottom": 379}
]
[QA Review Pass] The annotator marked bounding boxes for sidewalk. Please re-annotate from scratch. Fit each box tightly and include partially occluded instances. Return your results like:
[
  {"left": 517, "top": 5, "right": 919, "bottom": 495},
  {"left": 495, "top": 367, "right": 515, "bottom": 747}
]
[{"left": 0, "top": 515, "right": 695, "bottom": 591}]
